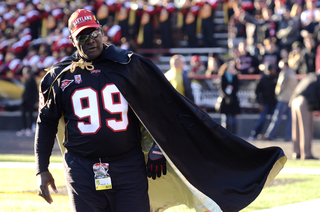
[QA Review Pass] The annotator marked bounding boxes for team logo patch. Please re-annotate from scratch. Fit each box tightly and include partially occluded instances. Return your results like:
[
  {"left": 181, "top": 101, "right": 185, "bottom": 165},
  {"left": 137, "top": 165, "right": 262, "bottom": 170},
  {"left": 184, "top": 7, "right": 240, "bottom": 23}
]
[
  {"left": 61, "top": 79, "right": 74, "bottom": 91},
  {"left": 74, "top": 74, "right": 82, "bottom": 84}
]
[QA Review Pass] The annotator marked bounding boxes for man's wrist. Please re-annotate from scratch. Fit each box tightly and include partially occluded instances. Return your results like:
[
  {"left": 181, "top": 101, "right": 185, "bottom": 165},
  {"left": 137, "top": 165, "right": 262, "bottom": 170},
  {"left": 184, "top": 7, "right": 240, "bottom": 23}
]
[{"left": 36, "top": 169, "right": 49, "bottom": 176}]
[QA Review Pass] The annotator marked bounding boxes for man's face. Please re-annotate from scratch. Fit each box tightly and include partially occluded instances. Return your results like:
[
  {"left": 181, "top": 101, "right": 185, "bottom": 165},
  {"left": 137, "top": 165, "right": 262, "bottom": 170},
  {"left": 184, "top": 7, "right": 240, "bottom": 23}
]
[
  {"left": 283, "top": 9, "right": 291, "bottom": 20},
  {"left": 176, "top": 59, "right": 185, "bottom": 70},
  {"left": 70, "top": 27, "right": 103, "bottom": 60}
]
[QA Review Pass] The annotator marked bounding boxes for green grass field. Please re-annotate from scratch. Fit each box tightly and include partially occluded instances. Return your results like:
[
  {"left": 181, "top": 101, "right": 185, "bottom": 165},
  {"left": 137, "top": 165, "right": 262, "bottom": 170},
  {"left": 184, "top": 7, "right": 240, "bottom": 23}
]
[{"left": 0, "top": 154, "right": 319, "bottom": 212}]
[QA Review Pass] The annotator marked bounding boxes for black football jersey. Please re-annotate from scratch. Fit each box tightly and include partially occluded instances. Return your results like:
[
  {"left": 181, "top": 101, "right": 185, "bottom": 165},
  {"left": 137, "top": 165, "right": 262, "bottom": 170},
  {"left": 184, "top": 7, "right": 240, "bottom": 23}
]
[{"left": 58, "top": 68, "right": 141, "bottom": 158}]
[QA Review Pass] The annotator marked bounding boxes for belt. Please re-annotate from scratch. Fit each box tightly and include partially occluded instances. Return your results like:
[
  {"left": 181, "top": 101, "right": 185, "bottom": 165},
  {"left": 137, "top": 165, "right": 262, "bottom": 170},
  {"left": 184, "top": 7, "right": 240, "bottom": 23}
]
[{"left": 77, "top": 145, "right": 142, "bottom": 163}]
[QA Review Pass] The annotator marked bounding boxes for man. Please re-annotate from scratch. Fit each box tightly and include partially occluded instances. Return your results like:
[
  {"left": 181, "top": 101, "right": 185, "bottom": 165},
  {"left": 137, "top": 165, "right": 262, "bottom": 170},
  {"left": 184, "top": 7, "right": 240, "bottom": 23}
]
[
  {"left": 165, "top": 54, "right": 194, "bottom": 102},
  {"left": 35, "top": 9, "right": 164, "bottom": 212},
  {"left": 300, "top": 34, "right": 317, "bottom": 74},
  {"left": 290, "top": 72, "right": 320, "bottom": 160},
  {"left": 16, "top": 66, "right": 38, "bottom": 136},
  {"left": 35, "top": 9, "right": 286, "bottom": 212},
  {"left": 248, "top": 63, "right": 278, "bottom": 141},
  {"left": 263, "top": 60, "right": 298, "bottom": 141},
  {"left": 235, "top": 41, "right": 260, "bottom": 74},
  {"left": 276, "top": 6, "right": 300, "bottom": 51}
]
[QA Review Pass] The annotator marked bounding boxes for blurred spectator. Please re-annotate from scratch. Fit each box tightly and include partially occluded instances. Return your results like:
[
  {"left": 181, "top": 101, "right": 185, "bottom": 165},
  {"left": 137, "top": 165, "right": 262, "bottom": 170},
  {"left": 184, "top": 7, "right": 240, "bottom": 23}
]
[
  {"left": 288, "top": 41, "right": 304, "bottom": 74},
  {"left": 279, "top": 47, "right": 289, "bottom": 61},
  {"left": 183, "top": 2, "right": 200, "bottom": 47},
  {"left": 205, "top": 55, "right": 221, "bottom": 77},
  {"left": 258, "top": 37, "right": 280, "bottom": 71},
  {"left": 55, "top": 48, "right": 69, "bottom": 63},
  {"left": 159, "top": 2, "right": 174, "bottom": 49},
  {"left": 105, "top": 25, "right": 122, "bottom": 46},
  {"left": 253, "top": 0, "right": 267, "bottom": 20},
  {"left": 305, "top": 8, "right": 320, "bottom": 73},
  {"left": 228, "top": 3, "right": 247, "bottom": 56},
  {"left": 308, "top": 8, "right": 320, "bottom": 45},
  {"left": 241, "top": 0, "right": 255, "bottom": 15},
  {"left": 3, "top": 52, "right": 22, "bottom": 75},
  {"left": 235, "top": 41, "right": 260, "bottom": 74},
  {"left": 263, "top": 59, "right": 298, "bottom": 141},
  {"left": 290, "top": 72, "right": 320, "bottom": 160},
  {"left": 276, "top": 6, "right": 301, "bottom": 51},
  {"left": 16, "top": 66, "right": 38, "bottom": 137},
  {"left": 274, "top": 0, "right": 287, "bottom": 17},
  {"left": 25, "top": 2, "right": 42, "bottom": 40},
  {"left": 216, "top": 60, "right": 240, "bottom": 134},
  {"left": 189, "top": 55, "right": 206, "bottom": 75},
  {"left": 165, "top": 54, "right": 194, "bottom": 102},
  {"left": 300, "top": 0, "right": 318, "bottom": 28},
  {"left": 248, "top": 63, "right": 278, "bottom": 141},
  {"left": 300, "top": 34, "right": 317, "bottom": 74},
  {"left": 50, "top": 21, "right": 74, "bottom": 53},
  {"left": 22, "top": 46, "right": 40, "bottom": 73},
  {"left": 117, "top": 3, "right": 130, "bottom": 41},
  {"left": 37, "top": 43, "right": 57, "bottom": 74},
  {"left": 138, "top": 5, "right": 155, "bottom": 49},
  {"left": 224, "top": 0, "right": 238, "bottom": 22},
  {"left": 254, "top": 6, "right": 278, "bottom": 46},
  {"left": 241, "top": 0, "right": 273, "bottom": 48},
  {"left": 290, "top": 3, "right": 304, "bottom": 43},
  {"left": 290, "top": 3, "right": 303, "bottom": 20},
  {"left": 96, "top": 2, "right": 109, "bottom": 26},
  {"left": 199, "top": 2, "right": 217, "bottom": 47}
]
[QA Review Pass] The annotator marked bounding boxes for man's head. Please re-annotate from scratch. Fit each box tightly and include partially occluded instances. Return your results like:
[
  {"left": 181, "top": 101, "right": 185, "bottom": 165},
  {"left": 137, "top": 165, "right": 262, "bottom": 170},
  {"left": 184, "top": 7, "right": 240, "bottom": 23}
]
[
  {"left": 190, "top": 55, "right": 202, "bottom": 67},
  {"left": 68, "top": 9, "right": 103, "bottom": 60},
  {"left": 265, "top": 63, "right": 277, "bottom": 76},
  {"left": 282, "top": 6, "right": 291, "bottom": 20},
  {"left": 22, "top": 66, "right": 33, "bottom": 79},
  {"left": 238, "top": 41, "right": 247, "bottom": 55},
  {"left": 170, "top": 54, "right": 185, "bottom": 71}
]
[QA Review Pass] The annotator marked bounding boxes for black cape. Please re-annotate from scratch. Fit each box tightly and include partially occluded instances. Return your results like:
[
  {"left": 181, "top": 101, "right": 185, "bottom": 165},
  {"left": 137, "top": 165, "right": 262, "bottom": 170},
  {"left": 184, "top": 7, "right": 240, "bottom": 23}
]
[{"left": 49, "top": 45, "right": 286, "bottom": 212}]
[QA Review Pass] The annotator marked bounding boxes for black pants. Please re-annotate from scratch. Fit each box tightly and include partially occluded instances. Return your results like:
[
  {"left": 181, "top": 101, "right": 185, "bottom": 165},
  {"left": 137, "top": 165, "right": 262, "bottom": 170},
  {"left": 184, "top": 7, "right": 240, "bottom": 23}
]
[
  {"left": 63, "top": 147, "right": 150, "bottom": 212},
  {"left": 21, "top": 103, "right": 35, "bottom": 129}
]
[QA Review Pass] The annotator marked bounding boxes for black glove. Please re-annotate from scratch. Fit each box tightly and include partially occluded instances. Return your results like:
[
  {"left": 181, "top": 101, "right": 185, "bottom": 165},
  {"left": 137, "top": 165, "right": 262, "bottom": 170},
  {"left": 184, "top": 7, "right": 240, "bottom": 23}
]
[{"left": 147, "top": 143, "right": 167, "bottom": 180}]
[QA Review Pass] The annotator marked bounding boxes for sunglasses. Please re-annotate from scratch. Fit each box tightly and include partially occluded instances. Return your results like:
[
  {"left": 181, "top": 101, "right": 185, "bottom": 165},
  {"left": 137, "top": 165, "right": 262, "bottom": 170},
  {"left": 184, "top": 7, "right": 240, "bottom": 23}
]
[{"left": 77, "top": 29, "right": 101, "bottom": 44}]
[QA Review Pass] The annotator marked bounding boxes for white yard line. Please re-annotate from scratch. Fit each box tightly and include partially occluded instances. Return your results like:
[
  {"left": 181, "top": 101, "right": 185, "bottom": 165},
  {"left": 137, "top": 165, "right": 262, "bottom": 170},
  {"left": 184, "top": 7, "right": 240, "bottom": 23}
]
[
  {"left": 254, "top": 198, "right": 320, "bottom": 212},
  {"left": 280, "top": 168, "right": 320, "bottom": 175}
]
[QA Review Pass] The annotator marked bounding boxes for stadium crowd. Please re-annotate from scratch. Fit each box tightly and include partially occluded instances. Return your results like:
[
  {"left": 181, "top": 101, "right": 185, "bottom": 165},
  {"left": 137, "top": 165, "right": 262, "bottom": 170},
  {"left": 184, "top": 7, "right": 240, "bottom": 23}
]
[
  {"left": 0, "top": 0, "right": 320, "bottom": 77},
  {"left": 0, "top": 0, "right": 320, "bottom": 78},
  {"left": 0, "top": 0, "right": 220, "bottom": 77}
]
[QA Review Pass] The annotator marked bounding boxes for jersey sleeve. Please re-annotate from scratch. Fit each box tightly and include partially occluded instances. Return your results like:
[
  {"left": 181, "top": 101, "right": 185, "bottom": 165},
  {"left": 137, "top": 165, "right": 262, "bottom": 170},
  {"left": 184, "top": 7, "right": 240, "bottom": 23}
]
[{"left": 35, "top": 68, "right": 64, "bottom": 175}]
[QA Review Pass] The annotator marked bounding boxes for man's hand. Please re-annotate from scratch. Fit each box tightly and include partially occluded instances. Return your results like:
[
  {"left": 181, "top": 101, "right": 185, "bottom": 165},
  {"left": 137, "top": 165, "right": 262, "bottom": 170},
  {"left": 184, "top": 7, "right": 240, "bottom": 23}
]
[
  {"left": 259, "top": 104, "right": 264, "bottom": 112},
  {"left": 37, "top": 171, "right": 58, "bottom": 204},
  {"left": 147, "top": 143, "right": 167, "bottom": 180}
]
